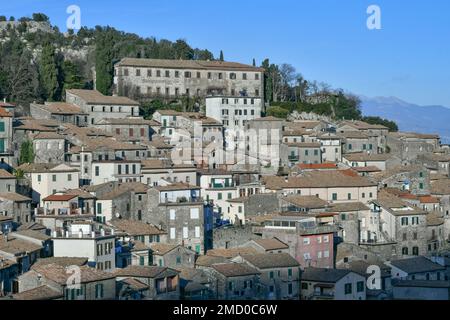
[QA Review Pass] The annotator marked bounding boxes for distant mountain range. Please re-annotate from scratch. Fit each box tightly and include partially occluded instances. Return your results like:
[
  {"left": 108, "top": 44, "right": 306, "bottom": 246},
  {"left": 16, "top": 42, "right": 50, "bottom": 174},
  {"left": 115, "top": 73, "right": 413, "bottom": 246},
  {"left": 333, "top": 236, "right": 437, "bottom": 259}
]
[{"left": 359, "top": 96, "right": 450, "bottom": 144}]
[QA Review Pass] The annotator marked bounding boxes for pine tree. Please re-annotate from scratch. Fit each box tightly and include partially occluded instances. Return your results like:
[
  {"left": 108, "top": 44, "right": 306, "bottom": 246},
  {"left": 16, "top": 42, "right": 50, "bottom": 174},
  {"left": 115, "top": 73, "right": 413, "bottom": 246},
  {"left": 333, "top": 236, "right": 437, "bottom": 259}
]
[
  {"left": 252, "top": 58, "right": 256, "bottom": 66},
  {"left": 39, "top": 43, "right": 59, "bottom": 101},
  {"left": 62, "top": 60, "right": 84, "bottom": 95},
  {"left": 219, "top": 50, "right": 224, "bottom": 61}
]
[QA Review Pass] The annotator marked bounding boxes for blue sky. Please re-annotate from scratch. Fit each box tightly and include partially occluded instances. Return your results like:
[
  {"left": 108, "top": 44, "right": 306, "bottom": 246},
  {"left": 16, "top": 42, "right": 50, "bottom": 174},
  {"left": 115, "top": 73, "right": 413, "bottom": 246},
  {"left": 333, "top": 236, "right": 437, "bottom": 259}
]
[{"left": 2, "top": 0, "right": 450, "bottom": 106}]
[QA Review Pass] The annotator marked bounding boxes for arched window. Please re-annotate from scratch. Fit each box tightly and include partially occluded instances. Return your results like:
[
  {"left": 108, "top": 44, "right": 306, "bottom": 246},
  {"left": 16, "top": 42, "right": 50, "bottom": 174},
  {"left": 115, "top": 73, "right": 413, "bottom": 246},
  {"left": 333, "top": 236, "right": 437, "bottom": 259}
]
[
  {"left": 412, "top": 246, "right": 419, "bottom": 256},
  {"left": 402, "top": 247, "right": 408, "bottom": 255}
]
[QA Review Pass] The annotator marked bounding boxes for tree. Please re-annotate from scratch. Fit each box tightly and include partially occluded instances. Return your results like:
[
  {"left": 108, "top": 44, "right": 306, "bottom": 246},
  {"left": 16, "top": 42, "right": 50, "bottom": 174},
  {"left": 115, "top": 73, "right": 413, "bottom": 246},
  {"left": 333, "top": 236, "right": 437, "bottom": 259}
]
[
  {"left": 252, "top": 58, "right": 256, "bottom": 66},
  {"left": 95, "top": 28, "right": 115, "bottom": 95},
  {"left": 173, "top": 39, "right": 194, "bottom": 60},
  {"left": 266, "top": 106, "right": 289, "bottom": 119},
  {"left": 61, "top": 60, "right": 84, "bottom": 95},
  {"left": 19, "top": 140, "right": 34, "bottom": 165},
  {"left": 0, "top": 16, "right": 6, "bottom": 22},
  {"left": 219, "top": 50, "right": 224, "bottom": 61},
  {"left": 39, "top": 42, "right": 60, "bottom": 101},
  {"left": 9, "top": 16, "right": 15, "bottom": 22},
  {"left": 32, "top": 13, "right": 49, "bottom": 22}
]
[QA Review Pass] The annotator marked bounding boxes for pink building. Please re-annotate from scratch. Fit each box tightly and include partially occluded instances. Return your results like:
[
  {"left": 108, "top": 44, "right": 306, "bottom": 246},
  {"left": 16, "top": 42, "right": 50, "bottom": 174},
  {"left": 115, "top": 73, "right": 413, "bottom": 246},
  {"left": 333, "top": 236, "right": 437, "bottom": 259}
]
[{"left": 260, "top": 215, "right": 336, "bottom": 269}]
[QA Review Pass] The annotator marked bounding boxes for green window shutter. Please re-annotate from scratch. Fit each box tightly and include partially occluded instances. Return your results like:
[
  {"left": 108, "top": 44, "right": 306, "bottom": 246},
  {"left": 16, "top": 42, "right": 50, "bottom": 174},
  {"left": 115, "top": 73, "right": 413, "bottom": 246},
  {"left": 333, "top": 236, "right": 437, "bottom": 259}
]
[
  {"left": 0, "top": 139, "right": 5, "bottom": 153},
  {"left": 140, "top": 256, "right": 145, "bottom": 266},
  {"left": 0, "top": 122, "right": 5, "bottom": 132}
]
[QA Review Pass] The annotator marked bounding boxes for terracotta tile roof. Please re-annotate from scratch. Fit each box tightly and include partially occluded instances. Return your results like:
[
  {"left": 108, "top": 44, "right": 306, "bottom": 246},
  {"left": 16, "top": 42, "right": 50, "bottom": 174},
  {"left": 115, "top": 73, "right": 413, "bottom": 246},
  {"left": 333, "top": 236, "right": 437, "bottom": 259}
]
[
  {"left": 389, "top": 256, "right": 445, "bottom": 274},
  {"left": 285, "top": 142, "right": 321, "bottom": 148},
  {"left": 114, "top": 265, "right": 178, "bottom": 278},
  {"left": 195, "top": 255, "right": 229, "bottom": 267},
  {"left": 339, "top": 120, "right": 388, "bottom": 130},
  {"left": 98, "top": 117, "right": 159, "bottom": 126},
  {"left": 263, "top": 171, "right": 376, "bottom": 190},
  {"left": 149, "top": 243, "right": 179, "bottom": 255},
  {"left": 327, "top": 202, "right": 370, "bottom": 212},
  {"left": 12, "top": 285, "right": 63, "bottom": 300},
  {"left": 343, "top": 153, "right": 392, "bottom": 162},
  {"left": 66, "top": 89, "right": 139, "bottom": 106},
  {"left": 116, "top": 57, "right": 264, "bottom": 72},
  {"left": 32, "top": 257, "right": 88, "bottom": 268},
  {"left": 32, "top": 102, "right": 86, "bottom": 115},
  {"left": 241, "top": 253, "right": 299, "bottom": 269},
  {"left": 298, "top": 163, "right": 337, "bottom": 170},
  {"left": 251, "top": 116, "right": 284, "bottom": 122},
  {"left": 16, "top": 163, "right": 78, "bottom": 173},
  {"left": 0, "top": 235, "right": 43, "bottom": 255},
  {"left": 109, "top": 219, "right": 166, "bottom": 236},
  {"left": 0, "top": 169, "right": 15, "bottom": 178},
  {"left": 0, "top": 101, "right": 15, "bottom": 108},
  {"left": 212, "top": 263, "right": 260, "bottom": 277},
  {"left": 207, "top": 247, "right": 259, "bottom": 259},
  {"left": 0, "top": 107, "right": 12, "bottom": 117},
  {"left": 301, "top": 267, "right": 351, "bottom": 283},
  {"left": 419, "top": 195, "right": 440, "bottom": 203},
  {"left": 352, "top": 166, "right": 382, "bottom": 173},
  {"left": 32, "top": 263, "right": 115, "bottom": 284},
  {"left": 120, "top": 277, "right": 148, "bottom": 291},
  {"left": 42, "top": 194, "right": 78, "bottom": 202},
  {"left": 12, "top": 230, "right": 51, "bottom": 241},
  {"left": 0, "top": 258, "right": 17, "bottom": 271},
  {"left": 426, "top": 212, "right": 445, "bottom": 226},
  {"left": 31, "top": 132, "right": 65, "bottom": 140},
  {"left": 431, "top": 179, "right": 450, "bottom": 195},
  {"left": 251, "top": 238, "right": 289, "bottom": 251},
  {"left": 283, "top": 195, "right": 328, "bottom": 209}
]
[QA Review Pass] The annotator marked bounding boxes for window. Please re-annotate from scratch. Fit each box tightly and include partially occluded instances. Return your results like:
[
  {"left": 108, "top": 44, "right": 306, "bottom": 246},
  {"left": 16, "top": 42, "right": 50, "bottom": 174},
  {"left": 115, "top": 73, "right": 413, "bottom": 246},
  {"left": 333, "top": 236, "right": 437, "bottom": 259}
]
[
  {"left": 184, "top": 71, "right": 191, "bottom": 78},
  {"left": 301, "top": 282, "right": 308, "bottom": 290},
  {"left": 269, "top": 271, "right": 274, "bottom": 279},
  {"left": 412, "top": 246, "right": 419, "bottom": 256},
  {"left": 197, "top": 72, "right": 201, "bottom": 78},
  {"left": 357, "top": 281, "right": 365, "bottom": 292},
  {"left": 52, "top": 174, "right": 56, "bottom": 182},
  {"left": 323, "top": 250, "right": 330, "bottom": 258},
  {"left": 183, "top": 227, "right": 188, "bottom": 239},
  {"left": 195, "top": 226, "right": 200, "bottom": 238},
  {"left": 0, "top": 122, "right": 5, "bottom": 132},
  {"left": 317, "top": 251, "right": 322, "bottom": 259},
  {"left": 218, "top": 73, "right": 223, "bottom": 80},
  {"left": 37, "top": 174, "right": 41, "bottom": 182},
  {"left": 323, "top": 235, "right": 329, "bottom": 243},
  {"left": 175, "top": 71, "right": 179, "bottom": 78},
  {"left": 147, "top": 69, "right": 152, "bottom": 77},
  {"left": 170, "top": 209, "right": 176, "bottom": 220},
  {"left": 362, "top": 193, "right": 365, "bottom": 199},
  {"left": 176, "top": 256, "right": 181, "bottom": 264},
  {"left": 402, "top": 247, "right": 408, "bottom": 255},
  {"left": 95, "top": 284, "right": 104, "bottom": 299},
  {"left": 332, "top": 193, "right": 337, "bottom": 201},
  {"left": 68, "top": 174, "right": 72, "bottom": 181},
  {"left": 401, "top": 217, "right": 408, "bottom": 226},
  {"left": 243, "top": 73, "right": 247, "bottom": 80},
  {"left": 190, "top": 208, "right": 199, "bottom": 219},
  {"left": 97, "top": 202, "right": 102, "bottom": 214},
  {"left": 170, "top": 228, "right": 176, "bottom": 239},
  {"left": 156, "top": 70, "right": 161, "bottom": 77},
  {"left": 218, "top": 193, "right": 222, "bottom": 200},
  {"left": 95, "top": 166, "right": 99, "bottom": 176},
  {"left": 419, "top": 183, "right": 424, "bottom": 190},
  {"left": 303, "top": 237, "right": 310, "bottom": 245},
  {"left": 344, "top": 283, "right": 352, "bottom": 294},
  {"left": 347, "top": 193, "right": 352, "bottom": 200},
  {"left": 255, "top": 73, "right": 260, "bottom": 80},
  {"left": 136, "top": 69, "right": 141, "bottom": 76}
]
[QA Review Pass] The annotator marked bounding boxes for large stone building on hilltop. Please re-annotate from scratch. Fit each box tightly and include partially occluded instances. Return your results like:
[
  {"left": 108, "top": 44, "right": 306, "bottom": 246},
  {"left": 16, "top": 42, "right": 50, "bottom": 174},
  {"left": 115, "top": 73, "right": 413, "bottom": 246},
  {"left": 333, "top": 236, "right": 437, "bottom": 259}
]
[{"left": 113, "top": 58, "right": 264, "bottom": 101}]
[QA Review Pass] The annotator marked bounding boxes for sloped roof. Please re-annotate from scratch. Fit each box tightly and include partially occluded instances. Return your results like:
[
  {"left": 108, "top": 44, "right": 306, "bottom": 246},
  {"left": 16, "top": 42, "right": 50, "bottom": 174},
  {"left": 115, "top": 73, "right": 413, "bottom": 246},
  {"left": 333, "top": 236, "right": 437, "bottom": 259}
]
[
  {"left": 241, "top": 253, "right": 299, "bottom": 269},
  {"left": 251, "top": 238, "right": 289, "bottom": 251},
  {"left": 66, "top": 89, "right": 139, "bottom": 106},
  {"left": 212, "top": 263, "right": 260, "bottom": 277},
  {"left": 12, "top": 285, "right": 63, "bottom": 300},
  {"left": 301, "top": 267, "right": 352, "bottom": 283},
  {"left": 390, "top": 256, "right": 445, "bottom": 274}
]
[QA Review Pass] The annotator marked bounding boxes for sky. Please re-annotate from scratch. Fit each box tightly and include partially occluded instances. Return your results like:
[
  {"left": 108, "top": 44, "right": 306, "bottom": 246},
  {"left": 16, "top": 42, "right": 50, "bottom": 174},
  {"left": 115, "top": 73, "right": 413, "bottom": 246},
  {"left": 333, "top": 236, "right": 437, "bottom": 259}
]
[{"left": 2, "top": 0, "right": 450, "bottom": 107}]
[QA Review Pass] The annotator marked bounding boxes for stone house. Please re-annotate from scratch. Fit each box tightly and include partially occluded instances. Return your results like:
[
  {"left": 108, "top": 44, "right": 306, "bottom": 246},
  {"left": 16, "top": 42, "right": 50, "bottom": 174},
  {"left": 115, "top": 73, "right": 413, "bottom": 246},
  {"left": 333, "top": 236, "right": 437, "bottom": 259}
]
[
  {"left": 388, "top": 256, "right": 447, "bottom": 281},
  {"left": 300, "top": 267, "right": 367, "bottom": 300},
  {"left": 233, "top": 253, "right": 301, "bottom": 300},
  {"left": 0, "top": 169, "right": 16, "bottom": 193},
  {"left": 29, "top": 102, "right": 88, "bottom": 126},
  {"left": 374, "top": 165, "right": 430, "bottom": 195},
  {"left": 96, "top": 117, "right": 159, "bottom": 143},
  {"left": 0, "top": 258, "right": 18, "bottom": 295},
  {"left": 0, "top": 192, "right": 32, "bottom": 227},
  {"left": 31, "top": 132, "right": 66, "bottom": 164},
  {"left": 206, "top": 262, "right": 261, "bottom": 300},
  {"left": 115, "top": 265, "right": 180, "bottom": 300},
  {"left": 66, "top": 89, "right": 140, "bottom": 126},
  {"left": 149, "top": 243, "right": 196, "bottom": 269},
  {"left": 17, "top": 263, "right": 116, "bottom": 300},
  {"left": 0, "top": 107, "right": 14, "bottom": 170}
]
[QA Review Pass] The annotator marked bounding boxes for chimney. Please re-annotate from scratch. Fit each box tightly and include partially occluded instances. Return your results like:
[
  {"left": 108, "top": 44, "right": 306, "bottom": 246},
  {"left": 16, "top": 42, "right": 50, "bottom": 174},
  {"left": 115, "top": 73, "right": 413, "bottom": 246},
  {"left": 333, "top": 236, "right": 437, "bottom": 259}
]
[
  {"left": 78, "top": 230, "right": 83, "bottom": 238},
  {"left": 65, "top": 230, "right": 69, "bottom": 238},
  {"left": 52, "top": 230, "right": 57, "bottom": 238},
  {"left": 3, "top": 98, "right": 5, "bottom": 103},
  {"left": 91, "top": 231, "right": 96, "bottom": 238},
  {"left": 100, "top": 229, "right": 105, "bottom": 236}
]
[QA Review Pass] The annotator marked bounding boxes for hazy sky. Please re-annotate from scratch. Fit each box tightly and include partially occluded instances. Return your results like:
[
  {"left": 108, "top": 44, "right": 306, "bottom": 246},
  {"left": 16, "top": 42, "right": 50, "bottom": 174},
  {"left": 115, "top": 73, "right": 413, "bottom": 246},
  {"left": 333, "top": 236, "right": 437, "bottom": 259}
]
[{"left": 3, "top": 0, "right": 450, "bottom": 106}]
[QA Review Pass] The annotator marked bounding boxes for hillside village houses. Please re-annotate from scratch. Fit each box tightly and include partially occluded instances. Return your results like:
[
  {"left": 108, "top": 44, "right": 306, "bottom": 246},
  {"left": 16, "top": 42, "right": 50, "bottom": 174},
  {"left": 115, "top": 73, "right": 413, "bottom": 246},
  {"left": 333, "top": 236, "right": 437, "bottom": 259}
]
[{"left": 0, "top": 56, "right": 449, "bottom": 301}]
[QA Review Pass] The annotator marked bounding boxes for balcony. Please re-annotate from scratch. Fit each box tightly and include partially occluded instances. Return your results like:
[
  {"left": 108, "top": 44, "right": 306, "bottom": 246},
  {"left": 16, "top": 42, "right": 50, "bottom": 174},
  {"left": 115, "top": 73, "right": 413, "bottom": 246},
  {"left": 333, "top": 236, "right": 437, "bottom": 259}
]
[{"left": 36, "top": 207, "right": 93, "bottom": 216}]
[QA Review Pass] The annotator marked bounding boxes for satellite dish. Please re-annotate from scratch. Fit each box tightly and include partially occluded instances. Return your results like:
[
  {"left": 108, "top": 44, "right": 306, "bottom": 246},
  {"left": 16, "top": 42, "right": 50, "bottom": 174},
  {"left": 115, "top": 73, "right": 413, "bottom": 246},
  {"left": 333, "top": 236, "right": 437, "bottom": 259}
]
[{"left": 115, "top": 212, "right": 121, "bottom": 218}]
